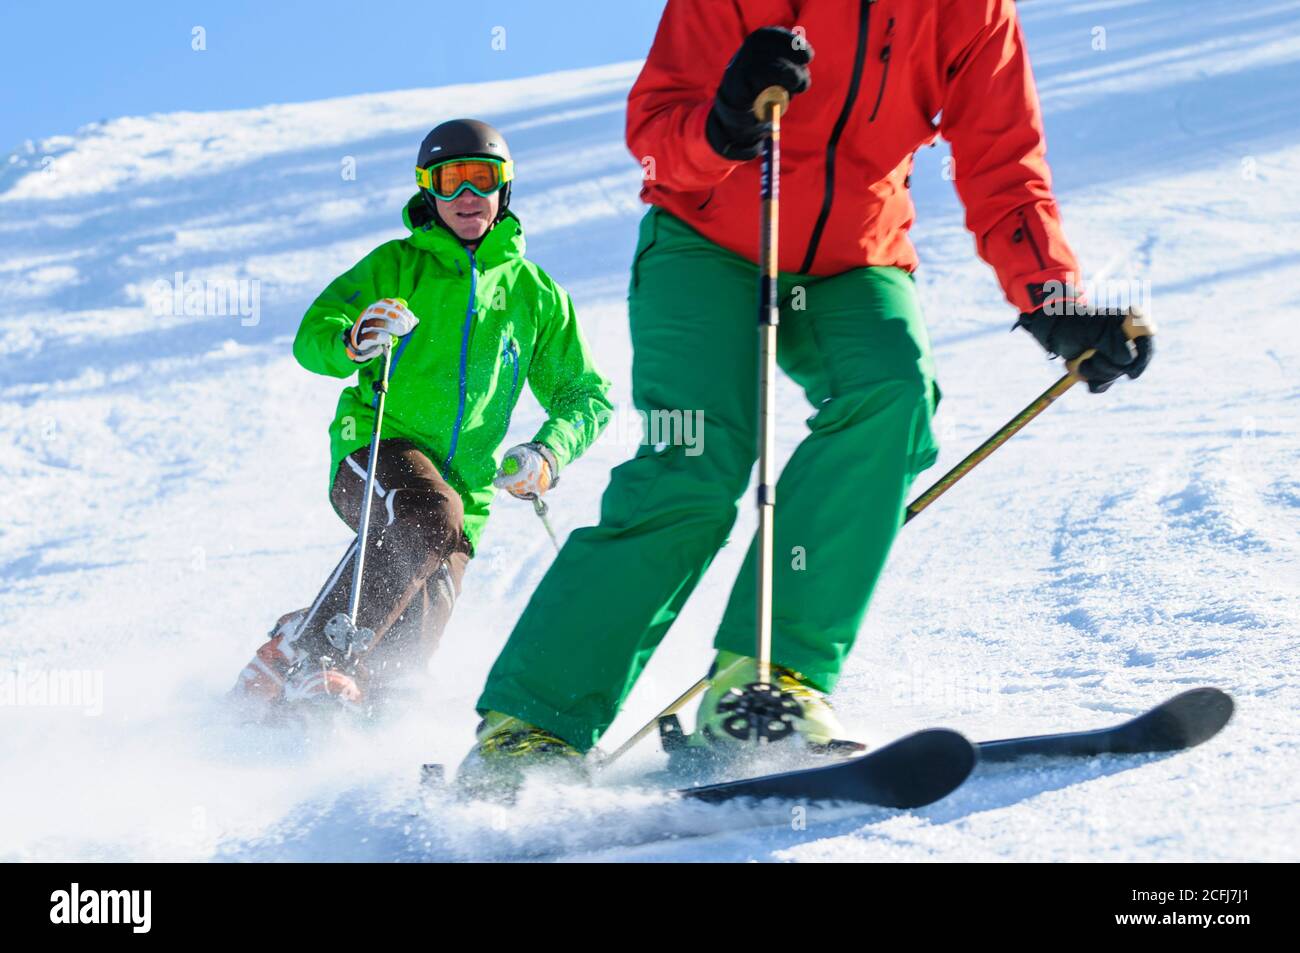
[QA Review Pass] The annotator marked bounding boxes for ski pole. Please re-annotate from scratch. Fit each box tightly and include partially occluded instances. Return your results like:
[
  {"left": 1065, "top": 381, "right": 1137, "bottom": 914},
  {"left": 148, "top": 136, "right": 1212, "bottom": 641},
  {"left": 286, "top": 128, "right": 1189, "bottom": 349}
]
[
  {"left": 601, "top": 310, "right": 1155, "bottom": 766},
  {"left": 754, "top": 83, "right": 788, "bottom": 687},
  {"left": 621, "top": 84, "right": 795, "bottom": 755},
  {"left": 679, "top": 82, "right": 802, "bottom": 747},
  {"left": 603, "top": 676, "right": 710, "bottom": 765},
  {"left": 532, "top": 496, "right": 560, "bottom": 552},
  {"left": 346, "top": 341, "right": 392, "bottom": 625},
  {"left": 904, "top": 310, "right": 1153, "bottom": 523},
  {"left": 324, "top": 341, "right": 394, "bottom": 659},
  {"left": 500, "top": 452, "right": 563, "bottom": 552}
]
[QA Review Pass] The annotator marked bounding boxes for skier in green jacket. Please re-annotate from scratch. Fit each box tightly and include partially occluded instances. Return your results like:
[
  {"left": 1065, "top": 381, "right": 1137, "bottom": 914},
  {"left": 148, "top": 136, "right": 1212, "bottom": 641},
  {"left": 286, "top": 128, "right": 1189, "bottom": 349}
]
[{"left": 231, "top": 119, "right": 612, "bottom": 719}]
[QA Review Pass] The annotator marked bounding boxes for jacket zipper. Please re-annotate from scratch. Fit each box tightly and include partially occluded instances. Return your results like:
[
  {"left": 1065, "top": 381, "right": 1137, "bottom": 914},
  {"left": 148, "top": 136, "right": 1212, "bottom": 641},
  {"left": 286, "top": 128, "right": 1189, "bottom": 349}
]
[
  {"left": 799, "top": 0, "right": 873, "bottom": 274},
  {"left": 503, "top": 337, "right": 520, "bottom": 407},
  {"left": 868, "top": 16, "right": 894, "bottom": 122},
  {"left": 444, "top": 247, "right": 477, "bottom": 470},
  {"left": 1015, "top": 210, "right": 1047, "bottom": 270}
]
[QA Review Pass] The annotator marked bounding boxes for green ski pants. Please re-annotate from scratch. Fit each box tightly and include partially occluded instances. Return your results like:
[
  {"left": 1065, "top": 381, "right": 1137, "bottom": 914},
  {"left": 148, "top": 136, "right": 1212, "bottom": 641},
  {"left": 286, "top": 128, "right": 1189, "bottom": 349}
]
[{"left": 478, "top": 208, "right": 939, "bottom": 751}]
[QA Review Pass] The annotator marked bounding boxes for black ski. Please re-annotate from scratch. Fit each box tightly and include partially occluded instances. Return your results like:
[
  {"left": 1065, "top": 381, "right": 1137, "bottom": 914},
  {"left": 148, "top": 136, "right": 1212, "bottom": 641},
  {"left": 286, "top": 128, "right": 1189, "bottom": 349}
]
[
  {"left": 675, "top": 728, "right": 976, "bottom": 808},
  {"left": 662, "top": 687, "right": 1231, "bottom": 808},
  {"left": 976, "top": 687, "right": 1233, "bottom": 763}
]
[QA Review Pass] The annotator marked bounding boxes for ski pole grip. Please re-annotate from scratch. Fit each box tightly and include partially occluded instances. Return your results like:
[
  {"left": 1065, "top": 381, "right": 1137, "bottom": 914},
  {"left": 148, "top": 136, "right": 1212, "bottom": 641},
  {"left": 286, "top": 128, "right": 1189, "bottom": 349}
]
[
  {"left": 1122, "top": 308, "right": 1156, "bottom": 341},
  {"left": 753, "top": 86, "right": 790, "bottom": 121},
  {"left": 1066, "top": 307, "right": 1156, "bottom": 377}
]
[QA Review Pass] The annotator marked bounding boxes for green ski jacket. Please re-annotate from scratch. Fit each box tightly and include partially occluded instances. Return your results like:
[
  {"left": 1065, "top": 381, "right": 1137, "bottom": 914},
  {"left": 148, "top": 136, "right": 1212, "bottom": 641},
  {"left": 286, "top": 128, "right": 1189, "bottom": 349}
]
[{"left": 293, "top": 196, "right": 612, "bottom": 549}]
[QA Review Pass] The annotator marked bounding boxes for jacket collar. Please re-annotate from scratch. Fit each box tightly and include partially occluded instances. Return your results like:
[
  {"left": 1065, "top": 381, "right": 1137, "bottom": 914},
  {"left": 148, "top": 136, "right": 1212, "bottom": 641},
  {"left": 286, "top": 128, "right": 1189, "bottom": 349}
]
[{"left": 401, "top": 193, "right": 526, "bottom": 267}]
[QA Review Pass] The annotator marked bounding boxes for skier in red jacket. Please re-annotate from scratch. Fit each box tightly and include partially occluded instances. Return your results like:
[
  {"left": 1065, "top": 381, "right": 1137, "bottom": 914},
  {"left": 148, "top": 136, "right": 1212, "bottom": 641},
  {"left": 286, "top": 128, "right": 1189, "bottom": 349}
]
[{"left": 462, "top": 0, "right": 1152, "bottom": 784}]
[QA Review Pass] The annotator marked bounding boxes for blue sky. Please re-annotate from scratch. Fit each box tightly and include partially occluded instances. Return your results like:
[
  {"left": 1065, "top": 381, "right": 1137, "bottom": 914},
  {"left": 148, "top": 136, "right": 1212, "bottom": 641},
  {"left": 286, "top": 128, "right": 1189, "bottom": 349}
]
[{"left": 2, "top": 0, "right": 667, "bottom": 151}]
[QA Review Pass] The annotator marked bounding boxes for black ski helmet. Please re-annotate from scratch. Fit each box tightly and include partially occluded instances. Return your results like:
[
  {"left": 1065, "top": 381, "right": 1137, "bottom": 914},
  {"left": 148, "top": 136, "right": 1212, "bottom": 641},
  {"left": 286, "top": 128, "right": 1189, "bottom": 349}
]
[{"left": 416, "top": 118, "right": 513, "bottom": 231}]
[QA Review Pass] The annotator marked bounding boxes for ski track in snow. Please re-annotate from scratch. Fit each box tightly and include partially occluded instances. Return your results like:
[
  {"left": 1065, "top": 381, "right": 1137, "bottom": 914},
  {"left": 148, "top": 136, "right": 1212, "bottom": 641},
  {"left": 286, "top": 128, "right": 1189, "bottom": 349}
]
[{"left": 1, "top": 1, "right": 1298, "bottom": 861}]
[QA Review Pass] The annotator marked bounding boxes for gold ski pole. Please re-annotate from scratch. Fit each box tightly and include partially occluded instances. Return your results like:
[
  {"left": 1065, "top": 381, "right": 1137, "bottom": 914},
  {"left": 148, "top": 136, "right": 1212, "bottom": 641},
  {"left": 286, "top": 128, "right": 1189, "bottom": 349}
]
[
  {"left": 905, "top": 310, "right": 1154, "bottom": 523},
  {"left": 603, "top": 676, "right": 711, "bottom": 765},
  {"left": 610, "top": 85, "right": 795, "bottom": 762},
  {"left": 754, "top": 84, "right": 788, "bottom": 687}
]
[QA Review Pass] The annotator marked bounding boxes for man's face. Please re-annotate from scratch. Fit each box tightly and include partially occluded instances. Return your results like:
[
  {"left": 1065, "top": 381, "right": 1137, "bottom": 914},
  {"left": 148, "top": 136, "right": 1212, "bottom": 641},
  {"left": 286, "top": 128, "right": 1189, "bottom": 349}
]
[{"left": 437, "top": 188, "right": 499, "bottom": 243}]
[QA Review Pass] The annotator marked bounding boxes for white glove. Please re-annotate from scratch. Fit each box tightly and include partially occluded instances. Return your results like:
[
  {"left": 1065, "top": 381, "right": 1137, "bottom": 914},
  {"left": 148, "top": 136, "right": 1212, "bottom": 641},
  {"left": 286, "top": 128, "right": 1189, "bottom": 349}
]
[
  {"left": 346, "top": 297, "right": 419, "bottom": 363},
  {"left": 493, "top": 443, "right": 558, "bottom": 499}
]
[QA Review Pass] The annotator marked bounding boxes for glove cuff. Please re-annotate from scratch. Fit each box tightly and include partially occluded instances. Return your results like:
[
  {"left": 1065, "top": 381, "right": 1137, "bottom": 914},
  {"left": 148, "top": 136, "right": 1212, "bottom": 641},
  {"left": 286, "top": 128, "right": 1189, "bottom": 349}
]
[
  {"left": 343, "top": 325, "right": 366, "bottom": 363},
  {"left": 526, "top": 442, "right": 560, "bottom": 490}
]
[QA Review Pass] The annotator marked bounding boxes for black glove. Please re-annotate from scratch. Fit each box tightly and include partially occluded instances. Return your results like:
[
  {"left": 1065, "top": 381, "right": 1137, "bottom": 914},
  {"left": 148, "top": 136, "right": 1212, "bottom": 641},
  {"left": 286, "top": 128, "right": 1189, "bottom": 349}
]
[
  {"left": 705, "top": 27, "right": 814, "bottom": 161},
  {"left": 1016, "top": 302, "right": 1154, "bottom": 394}
]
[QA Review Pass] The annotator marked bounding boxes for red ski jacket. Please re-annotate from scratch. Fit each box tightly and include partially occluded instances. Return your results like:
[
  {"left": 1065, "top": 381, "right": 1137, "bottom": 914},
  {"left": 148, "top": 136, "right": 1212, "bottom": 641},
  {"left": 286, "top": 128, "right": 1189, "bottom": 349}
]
[{"left": 626, "top": 0, "right": 1079, "bottom": 313}]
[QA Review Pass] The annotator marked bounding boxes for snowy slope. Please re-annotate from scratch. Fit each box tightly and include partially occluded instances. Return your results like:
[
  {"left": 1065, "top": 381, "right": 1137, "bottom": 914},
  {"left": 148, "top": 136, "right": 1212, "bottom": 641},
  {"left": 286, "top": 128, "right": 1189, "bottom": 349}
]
[{"left": 1, "top": 1, "right": 1297, "bottom": 862}]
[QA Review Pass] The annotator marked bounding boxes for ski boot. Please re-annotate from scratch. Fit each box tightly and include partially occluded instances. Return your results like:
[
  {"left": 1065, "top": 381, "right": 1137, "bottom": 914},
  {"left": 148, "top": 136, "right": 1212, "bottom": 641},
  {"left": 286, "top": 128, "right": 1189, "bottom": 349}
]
[
  {"left": 281, "top": 661, "right": 363, "bottom": 711},
  {"left": 230, "top": 609, "right": 363, "bottom": 722},
  {"left": 455, "top": 712, "right": 589, "bottom": 800},
  {"left": 229, "top": 609, "right": 309, "bottom": 717},
  {"left": 668, "top": 651, "right": 864, "bottom": 775}
]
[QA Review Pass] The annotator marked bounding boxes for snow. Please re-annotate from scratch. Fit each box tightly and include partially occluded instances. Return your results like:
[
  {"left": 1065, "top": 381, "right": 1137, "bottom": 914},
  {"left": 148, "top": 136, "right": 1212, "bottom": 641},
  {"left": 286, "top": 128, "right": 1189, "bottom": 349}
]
[{"left": 1, "top": 0, "right": 1298, "bottom": 862}]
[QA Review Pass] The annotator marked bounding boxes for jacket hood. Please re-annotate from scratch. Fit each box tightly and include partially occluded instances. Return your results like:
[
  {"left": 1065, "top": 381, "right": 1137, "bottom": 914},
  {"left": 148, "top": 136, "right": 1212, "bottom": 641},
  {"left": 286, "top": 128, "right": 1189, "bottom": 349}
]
[{"left": 401, "top": 193, "right": 526, "bottom": 267}]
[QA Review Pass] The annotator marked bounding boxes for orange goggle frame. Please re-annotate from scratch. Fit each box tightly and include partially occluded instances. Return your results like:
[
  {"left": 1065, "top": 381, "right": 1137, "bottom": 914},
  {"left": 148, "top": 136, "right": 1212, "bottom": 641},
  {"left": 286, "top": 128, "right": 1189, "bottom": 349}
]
[{"left": 415, "top": 157, "right": 514, "bottom": 200}]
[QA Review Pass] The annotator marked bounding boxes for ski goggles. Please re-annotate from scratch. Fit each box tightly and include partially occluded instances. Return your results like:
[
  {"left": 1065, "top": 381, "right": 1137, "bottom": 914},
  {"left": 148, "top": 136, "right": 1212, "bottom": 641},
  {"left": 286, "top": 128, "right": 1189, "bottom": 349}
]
[{"left": 415, "top": 157, "right": 514, "bottom": 200}]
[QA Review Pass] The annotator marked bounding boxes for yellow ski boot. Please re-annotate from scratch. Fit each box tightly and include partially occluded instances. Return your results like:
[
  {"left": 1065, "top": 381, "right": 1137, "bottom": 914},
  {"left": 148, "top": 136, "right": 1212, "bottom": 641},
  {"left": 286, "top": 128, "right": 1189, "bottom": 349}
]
[
  {"left": 456, "top": 712, "right": 588, "bottom": 799},
  {"left": 695, "top": 651, "right": 863, "bottom": 753}
]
